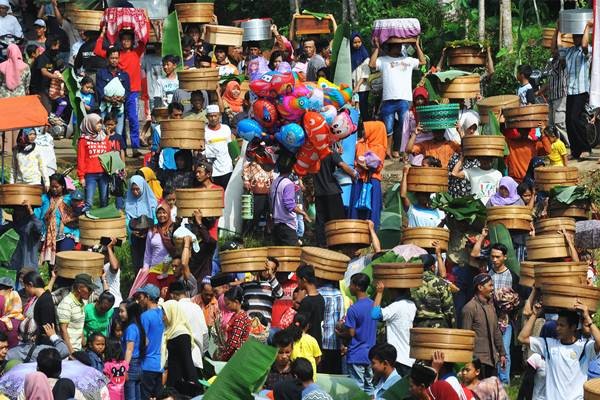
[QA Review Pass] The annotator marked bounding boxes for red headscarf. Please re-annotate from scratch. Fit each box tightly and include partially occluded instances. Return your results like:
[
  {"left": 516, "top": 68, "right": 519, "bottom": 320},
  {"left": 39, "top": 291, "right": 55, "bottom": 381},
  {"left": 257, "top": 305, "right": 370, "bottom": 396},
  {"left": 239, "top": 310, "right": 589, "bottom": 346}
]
[
  {"left": 222, "top": 80, "right": 244, "bottom": 113},
  {"left": 0, "top": 44, "right": 28, "bottom": 91},
  {"left": 412, "top": 86, "right": 430, "bottom": 123}
]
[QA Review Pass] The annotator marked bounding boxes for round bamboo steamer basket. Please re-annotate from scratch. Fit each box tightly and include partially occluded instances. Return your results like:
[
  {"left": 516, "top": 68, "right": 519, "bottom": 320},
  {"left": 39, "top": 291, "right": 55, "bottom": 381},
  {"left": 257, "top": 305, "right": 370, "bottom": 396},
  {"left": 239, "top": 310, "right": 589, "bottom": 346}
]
[
  {"left": 462, "top": 135, "right": 505, "bottom": 158},
  {"left": 203, "top": 25, "right": 244, "bottom": 47},
  {"left": 175, "top": 188, "right": 224, "bottom": 217},
  {"left": 406, "top": 167, "right": 448, "bottom": 193},
  {"left": 401, "top": 227, "right": 449, "bottom": 251},
  {"left": 534, "top": 262, "right": 588, "bottom": 287},
  {"left": 314, "top": 269, "right": 345, "bottom": 281},
  {"left": 175, "top": 3, "right": 214, "bottom": 23},
  {"left": 486, "top": 206, "right": 533, "bottom": 231},
  {"left": 373, "top": 262, "right": 423, "bottom": 288},
  {"left": 178, "top": 68, "right": 220, "bottom": 91},
  {"left": 324, "top": 219, "right": 371, "bottom": 248},
  {"left": 63, "top": 2, "right": 77, "bottom": 18},
  {"left": 220, "top": 247, "right": 269, "bottom": 273},
  {"left": 56, "top": 251, "right": 105, "bottom": 279},
  {"left": 440, "top": 74, "right": 480, "bottom": 99},
  {"left": 584, "top": 378, "right": 600, "bottom": 400},
  {"left": 534, "top": 166, "right": 579, "bottom": 191},
  {"left": 300, "top": 247, "right": 350, "bottom": 279},
  {"left": 504, "top": 104, "right": 549, "bottom": 129},
  {"left": 79, "top": 215, "right": 127, "bottom": 247},
  {"left": 268, "top": 246, "right": 301, "bottom": 273},
  {"left": 542, "top": 283, "right": 600, "bottom": 311},
  {"left": 160, "top": 119, "right": 205, "bottom": 149},
  {"left": 0, "top": 184, "right": 43, "bottom": 207},
  {"left": 542, "top": 28, "right": 575, "bottom": 48},
  {"left": 71, "top": 9, "right": 103, "bottom": 31},
  {"left": 548, "top": 199, "right": 589, "bottom": 220},
  {"left": 526, "top": 234, "right": 569, "bottom": 260},
  {"left": 520, "top": 261, "right": 538, "bottom": 287},
  {"left": 477, "top": 95, "right": 520, "bottom": 124},
  {"left": 535, "top": 217, "right": 576, "bottom": 236},
  {"left": 446, "top": 46, "right": 486, "bottom": 68},
  {"left": 409, "top": 328, "right": 475, "bottom": 363}
]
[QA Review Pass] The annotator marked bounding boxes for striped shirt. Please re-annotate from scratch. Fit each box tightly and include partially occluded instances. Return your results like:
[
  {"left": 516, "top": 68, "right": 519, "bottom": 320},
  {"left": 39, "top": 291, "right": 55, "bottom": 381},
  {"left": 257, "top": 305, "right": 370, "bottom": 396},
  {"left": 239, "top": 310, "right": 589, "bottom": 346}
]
[
  {"left": 317, "top": 285, "right": 344, "bottom": 350},
  {"left": 544, "top": 57, "right": 568, "bottom": 101},
  {"left": 57, "top": 293, "right": 86, "bottom": 351},
  {"left": 560, "top": 46, "right": 591, "bottom": 95},
  {"left": 241, "top": 278, "right": 283, "bottom": 323},
  {"left": 489, "top": 267, "right": 513, "bottom": 290}
]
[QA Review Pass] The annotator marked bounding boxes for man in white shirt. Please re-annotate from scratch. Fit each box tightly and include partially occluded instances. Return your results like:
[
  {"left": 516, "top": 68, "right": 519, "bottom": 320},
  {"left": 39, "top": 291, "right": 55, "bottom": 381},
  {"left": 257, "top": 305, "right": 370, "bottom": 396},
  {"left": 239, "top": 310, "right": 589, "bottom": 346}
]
[
  {"left": 204, "top": 104, "right": 233, "bottom": 189},
  {"left": 518, "top": 301, "right": 600, "bottom": 400},
  {"left": 0, "top": 0, "right": 22, "bottom": 38},
  {"left": 169, "top": 280, "right": 209, "bottom": 365},
  {"left": 369, "top": 37, "right": 425, "bottom": 158}
]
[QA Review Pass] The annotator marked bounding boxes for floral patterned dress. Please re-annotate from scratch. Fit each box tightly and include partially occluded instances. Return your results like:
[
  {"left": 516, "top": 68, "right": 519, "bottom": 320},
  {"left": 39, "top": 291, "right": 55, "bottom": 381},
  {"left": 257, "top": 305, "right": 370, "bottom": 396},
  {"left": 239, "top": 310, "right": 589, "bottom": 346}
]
[{"left": 0, "top": 67, "right": 30, "bottom": 98}]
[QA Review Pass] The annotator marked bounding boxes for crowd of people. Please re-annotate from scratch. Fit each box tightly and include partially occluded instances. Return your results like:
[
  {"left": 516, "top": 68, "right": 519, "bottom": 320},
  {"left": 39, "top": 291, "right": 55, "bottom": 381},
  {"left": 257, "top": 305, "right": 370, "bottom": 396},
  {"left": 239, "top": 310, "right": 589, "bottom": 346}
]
[{"left": 0, "top": 1, "right": 599, "bottom": 400}]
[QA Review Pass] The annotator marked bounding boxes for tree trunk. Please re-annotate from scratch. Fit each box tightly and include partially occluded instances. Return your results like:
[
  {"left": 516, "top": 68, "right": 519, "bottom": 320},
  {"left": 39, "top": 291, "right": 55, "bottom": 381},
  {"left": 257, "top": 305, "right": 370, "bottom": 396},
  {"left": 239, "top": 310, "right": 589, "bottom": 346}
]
[
  {"left": 533, "top": 0, "right": 541, "bottom": 27},
  {"left": 347, "top": 0, "right": 358, "bottom": 24},
  {"left": 500, "top": 0, "right": 513, "bottom": 51},
  {"left": 478, "top": 0, "right": 485, "bottom": 42}
]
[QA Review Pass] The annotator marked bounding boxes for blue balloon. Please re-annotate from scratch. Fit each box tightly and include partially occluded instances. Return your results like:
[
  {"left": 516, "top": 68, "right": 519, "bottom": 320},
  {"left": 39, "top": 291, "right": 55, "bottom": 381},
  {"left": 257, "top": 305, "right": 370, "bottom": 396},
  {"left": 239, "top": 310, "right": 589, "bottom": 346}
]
[
  {"left": 276, "top": 123, "right": 305, "bottom": 152},
  {"left": 237, "top": 118, "right": 263, "bottom": 142}
]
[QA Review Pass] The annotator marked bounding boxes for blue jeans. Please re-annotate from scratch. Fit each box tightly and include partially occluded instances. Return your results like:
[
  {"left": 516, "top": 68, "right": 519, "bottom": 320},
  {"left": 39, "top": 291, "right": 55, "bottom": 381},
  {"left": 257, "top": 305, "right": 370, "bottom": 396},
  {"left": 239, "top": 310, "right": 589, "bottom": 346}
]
[
  {"left": 498, "top": 323, "right": 512, "bottom": 384},
  {"left": 125, "top": 91, "right": 140, "bottom": 149},
  {"left": 380, "top": 99, "right": 409, "bottom": 152},
  {"left": 84, "top": 173, "right": 109, "bottom": 210},
  {"left": 347, "top": 363, "right": 374, "bottom": 395},
  {"left": 115, "top": 196, "right": 124, "bottom": 210},
  {"left": 125, "top": 358, "right": 142, "bottom": 400}
]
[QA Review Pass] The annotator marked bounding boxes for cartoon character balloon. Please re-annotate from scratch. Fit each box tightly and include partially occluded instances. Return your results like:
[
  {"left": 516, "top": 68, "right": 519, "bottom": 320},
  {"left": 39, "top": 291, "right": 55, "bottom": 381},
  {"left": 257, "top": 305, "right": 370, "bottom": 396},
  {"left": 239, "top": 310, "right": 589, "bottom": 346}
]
[
  {"left": 320, "top": 105, "right": 337, "bottom": 126},
  {"left": 269, "top": 72, "right": 295, "bottom": 96},
  {"left": 275, "top": 123, "right": 305, "bottom": 152},
  {"left": 237, "top": 118, "right": 264, "bottom": 142},
  {"left": 253, "top": 99, "right": 279, "bottom": 130},
  {"left": 331, "top": 109, "right": 358, "bottom": 141},
  {"left": 249, "top": 72, "right": 277, "bottom": 98},
  {"left": 277, "top": 95, "right": 306, "bottom": 122},
  {"left": 303, "top": 111, "right": 333, "bottom": 159},
  {"left": 293, "top": 141, "right": 321, "bottom": 176}
]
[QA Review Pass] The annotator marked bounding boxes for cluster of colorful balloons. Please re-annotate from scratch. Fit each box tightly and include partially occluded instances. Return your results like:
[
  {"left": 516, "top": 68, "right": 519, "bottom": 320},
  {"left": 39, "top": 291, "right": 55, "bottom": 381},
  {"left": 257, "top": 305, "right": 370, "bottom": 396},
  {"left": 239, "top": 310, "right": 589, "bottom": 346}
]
[{"left": 236, "top": 71, "right": 359, "bottom": 175}]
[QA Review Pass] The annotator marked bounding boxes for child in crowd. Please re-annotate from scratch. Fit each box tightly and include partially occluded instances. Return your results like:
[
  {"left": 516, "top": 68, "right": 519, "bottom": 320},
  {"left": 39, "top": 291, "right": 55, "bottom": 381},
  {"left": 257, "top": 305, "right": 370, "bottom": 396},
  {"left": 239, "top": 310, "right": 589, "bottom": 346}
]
[
  {"left": 86, "top": 332, "right": 106, "bottom": 372},
  {"left": 266, "top": 330, "right": 295, "bottom": 389},
  {"left": 110, "top": 317, "right": 125, "bottom": 342},
  {"left": 284, "top": 313, "right": 321, "bottom": 382},
  {"left": 103, "top": 338, "right": 129, "bottom": 400},
  {"left": 517, "top": 64, "right": 536, "bottom": 106},
  {"left": 105, "top": 113, "right": 127, "bottom": 210},
  {"left": 279, "top": 287, "right": 306, "bottom": 329},
  {"left": 25, "top": 44, "right": 41, "bottom": 66},
  {"left": 401, "top": 164, "right": 445, "bottom": 228},
  {"left": 155, "top": 55, "right": 180, "bottom": 108},
  {"left": 183, "top": 90, "right": 207, "bottom": 122},
  {"left": 181, "top": 35, "right": 196, "bottom": 69},
  {"left": 162, "top": 187, "right": 177, "bottom": 221},
  {"left": 452, "top": 156, "right": 502, "bottom": 205},
  {"left": 545, "top": 126, "right": 568, "bottom": 166},
  {"left": 79, "top": 75, "right": 96, "bottom": 113}
]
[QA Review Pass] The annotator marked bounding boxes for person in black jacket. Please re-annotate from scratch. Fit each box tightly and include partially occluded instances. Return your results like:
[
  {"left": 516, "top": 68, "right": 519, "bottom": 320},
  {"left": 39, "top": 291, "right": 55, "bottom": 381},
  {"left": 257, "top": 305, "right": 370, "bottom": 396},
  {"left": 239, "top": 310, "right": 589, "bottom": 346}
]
[{"left": 74, "top": 30, "right": 106, "bottom": 81}]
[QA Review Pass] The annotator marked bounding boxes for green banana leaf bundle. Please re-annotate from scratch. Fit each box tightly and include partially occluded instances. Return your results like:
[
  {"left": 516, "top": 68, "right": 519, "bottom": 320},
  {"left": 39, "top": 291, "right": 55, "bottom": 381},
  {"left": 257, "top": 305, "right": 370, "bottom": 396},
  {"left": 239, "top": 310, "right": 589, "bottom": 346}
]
[
  {"left": 549, "top": 185, "right": 589, "bottom": 205},
  {"left": 431, "top": 192, "right": 487, "bottom": 226}
]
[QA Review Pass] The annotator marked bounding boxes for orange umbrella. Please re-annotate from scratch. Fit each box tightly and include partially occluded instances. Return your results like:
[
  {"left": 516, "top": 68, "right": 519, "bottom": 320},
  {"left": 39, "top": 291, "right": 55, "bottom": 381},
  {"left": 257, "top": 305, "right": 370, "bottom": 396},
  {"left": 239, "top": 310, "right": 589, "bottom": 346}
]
[{"left": 0, "top": 95, "right": 48, "bottom": 131}]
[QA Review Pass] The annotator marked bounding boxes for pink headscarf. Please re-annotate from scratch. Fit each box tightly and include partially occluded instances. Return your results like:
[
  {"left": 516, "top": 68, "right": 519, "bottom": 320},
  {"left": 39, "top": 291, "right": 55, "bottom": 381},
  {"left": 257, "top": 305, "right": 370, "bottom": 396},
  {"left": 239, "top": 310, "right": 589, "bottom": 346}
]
[
  {"left": 24, "top": 371, "right": 53, "bottom": 400},
  {"left": 488, "top": 176, "right": 521, "bottom": 206},
  {"left": 0, "top": 44, "right": 28, "bottom": 91}
]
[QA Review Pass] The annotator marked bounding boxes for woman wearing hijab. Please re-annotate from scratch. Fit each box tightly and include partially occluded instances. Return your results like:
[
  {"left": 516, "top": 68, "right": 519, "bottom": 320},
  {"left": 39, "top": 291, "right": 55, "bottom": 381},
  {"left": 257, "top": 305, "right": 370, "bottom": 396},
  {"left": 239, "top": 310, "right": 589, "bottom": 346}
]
[
  {"left": 10, "top": 128, "right": 49, "bottom": 191},
  {"left": 0, "top": 44, "right": 30, "bottom": 98},
  {"left": 23, "top": 371, "right": 53, "bottom": 400},
  {"left": 137, "top": 167, "right": 163, "bottom": 200},
  {"left": 447, "top": 116, "right": 481, "bottom": 198},
  {"left": 77, "top": 113, "right": 113, "bottom": 210},
  {"left": 351, "top": 32, "right": 371, "bottom": 120},
  {"left": 126, "top": 175, "right": 158, "bottom": 271},
  {"left": 161, "top": 300, "right": 199, "bottom": 395},
  {"left": 38, "top": 173, "right": 78, "bottom": 263},
  {"left": 401, "top": 87, "right": 432, "bottom": 165},
  {"left": 349, "top": 120, "right": 387, "bottom": 230},
  {"left": 486, "top": 176, "right": 525, "bottom": 207},
  {"left": 218, "top": 80, "right": 243, "bottom": 124}
]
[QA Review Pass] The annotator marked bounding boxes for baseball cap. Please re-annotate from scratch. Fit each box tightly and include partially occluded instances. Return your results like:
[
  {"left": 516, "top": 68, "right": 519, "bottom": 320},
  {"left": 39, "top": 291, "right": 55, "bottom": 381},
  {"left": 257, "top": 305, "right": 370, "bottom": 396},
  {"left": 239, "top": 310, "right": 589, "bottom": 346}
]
[
  {"left": 72, "top": 190, "right": 84, "bottom": 201},
  {"left": 0, "top": 277, "right": 14, "bottom": 289},
  {"left": 33, "top": 19, "right": 46, "bottom": 28},
  {"left": 73, "top": 273, "right": 98, "bottom": 290},
  {"left": 136, "top": 284, "right": 160, "bottom": 301}
]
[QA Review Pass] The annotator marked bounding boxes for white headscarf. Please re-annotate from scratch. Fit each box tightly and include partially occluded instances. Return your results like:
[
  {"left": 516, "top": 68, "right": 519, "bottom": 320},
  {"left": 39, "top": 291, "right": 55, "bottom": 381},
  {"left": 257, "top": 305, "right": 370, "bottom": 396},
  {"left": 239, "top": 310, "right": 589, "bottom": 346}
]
[
  {"left": 461, "top": 110, "right": 480, "bottom": 135},
  {"left": 0, "top": 0, "right": 12, "bottom": 13}
]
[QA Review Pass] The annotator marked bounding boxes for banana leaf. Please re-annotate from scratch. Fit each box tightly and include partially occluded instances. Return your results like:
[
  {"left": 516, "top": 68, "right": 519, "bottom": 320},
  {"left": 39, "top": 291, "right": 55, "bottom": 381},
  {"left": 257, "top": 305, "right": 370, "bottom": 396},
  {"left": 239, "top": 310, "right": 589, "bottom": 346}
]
[
  {"left": 431, "top": 192, "right": 487, "bottom": 226},
  {"left": 162, "top": 12, "right": 183, "bottom": 70},
  {"left": 486, "top": 111, "right": 508, "bottom": 175},
  {"left": 63, "top": 68, "right": 84, "bottom": 147},
  {"left": 488, "top": 223, "right": 519, "bottom": 275},
  {"left": 549, "top": 185, "right": 589, "bottom": 205},
  {"left": 382, "top": 376, "right": 411, "bottom": 400},
  {"left": 0, "top": 229, "right": 18, "bottom": 265}
]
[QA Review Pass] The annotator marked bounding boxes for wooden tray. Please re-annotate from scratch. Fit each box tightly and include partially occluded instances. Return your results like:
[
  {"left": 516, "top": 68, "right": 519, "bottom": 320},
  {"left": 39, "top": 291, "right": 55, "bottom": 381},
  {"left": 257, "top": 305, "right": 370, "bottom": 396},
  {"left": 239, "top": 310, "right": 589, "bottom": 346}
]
[
  {"left": 462, "top": 135, "right": 505, "bottom": 158},
  {"left": 542, "top": 283, "right": 600, "bottom": 311},
  {"left": 204, "top": 25, "right": 244, "bottom": 47},
  {"left": 175, "top": 3, "right": 214, "bottom": 24},
  {"left": 268, "top": 246, "right": 301, "bottom": 273},
  {"left": 447, "top": 46, "right": 486, "bottom": 68},
  {"left": 0, "top": 184, "right": 43, "bottom": 207},
  {"left": 56, "top": 251, "right": 105, "bottom": 279},
  {"left": 534, "top": 166, "right": 579, "bottom": 191},
  {"left": 79, "top": 215, "right": 127, "bottom": 247},
  {"left": 220, "top": 247, "right": 269, "bottom": 273},
  {"left": 301, "top": 247, "right": 350, "bottom": 272},
  {"left": 487, "top": 206, "right": 533, "bottom": 231},
  {"left": 535, "top": 217, "right": 576, "bottom": 236},
  {"left": 526, "top": 234, "right": 569, "bottom": 260},
  {"left": 325, "top": 219, "right": 371, "bottom": 248},
  {"left": 160, "top": 119, "right": 205, "bottom": 150},
  {"left": 439, "top": 74, "right": 480, "bottom": 99},
  {"left": 175, "top": 188, "right": 223, "bottom": 217},
  {"left": 178, "top": 68, "right": 220, "bottom": 92},
  {"left": 406, "top": 167, "right": 448, "bottom": 193},
  {"left": 477, "top": 95, "right": 520, "bottom": 124},
  {"left": 402, "top": 227, "right": 449, "bottom": 250}
]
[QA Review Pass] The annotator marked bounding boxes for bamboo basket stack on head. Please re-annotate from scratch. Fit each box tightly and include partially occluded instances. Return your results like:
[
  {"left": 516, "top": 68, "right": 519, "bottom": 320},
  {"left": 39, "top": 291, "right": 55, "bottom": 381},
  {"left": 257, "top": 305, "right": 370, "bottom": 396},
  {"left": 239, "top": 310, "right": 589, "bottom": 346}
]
[
  {"left": 324, "top": 219, "right": 371, "bottom": 249},
  {"left": 300, "top": 247, "right": 350, "bottom": 281}
]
